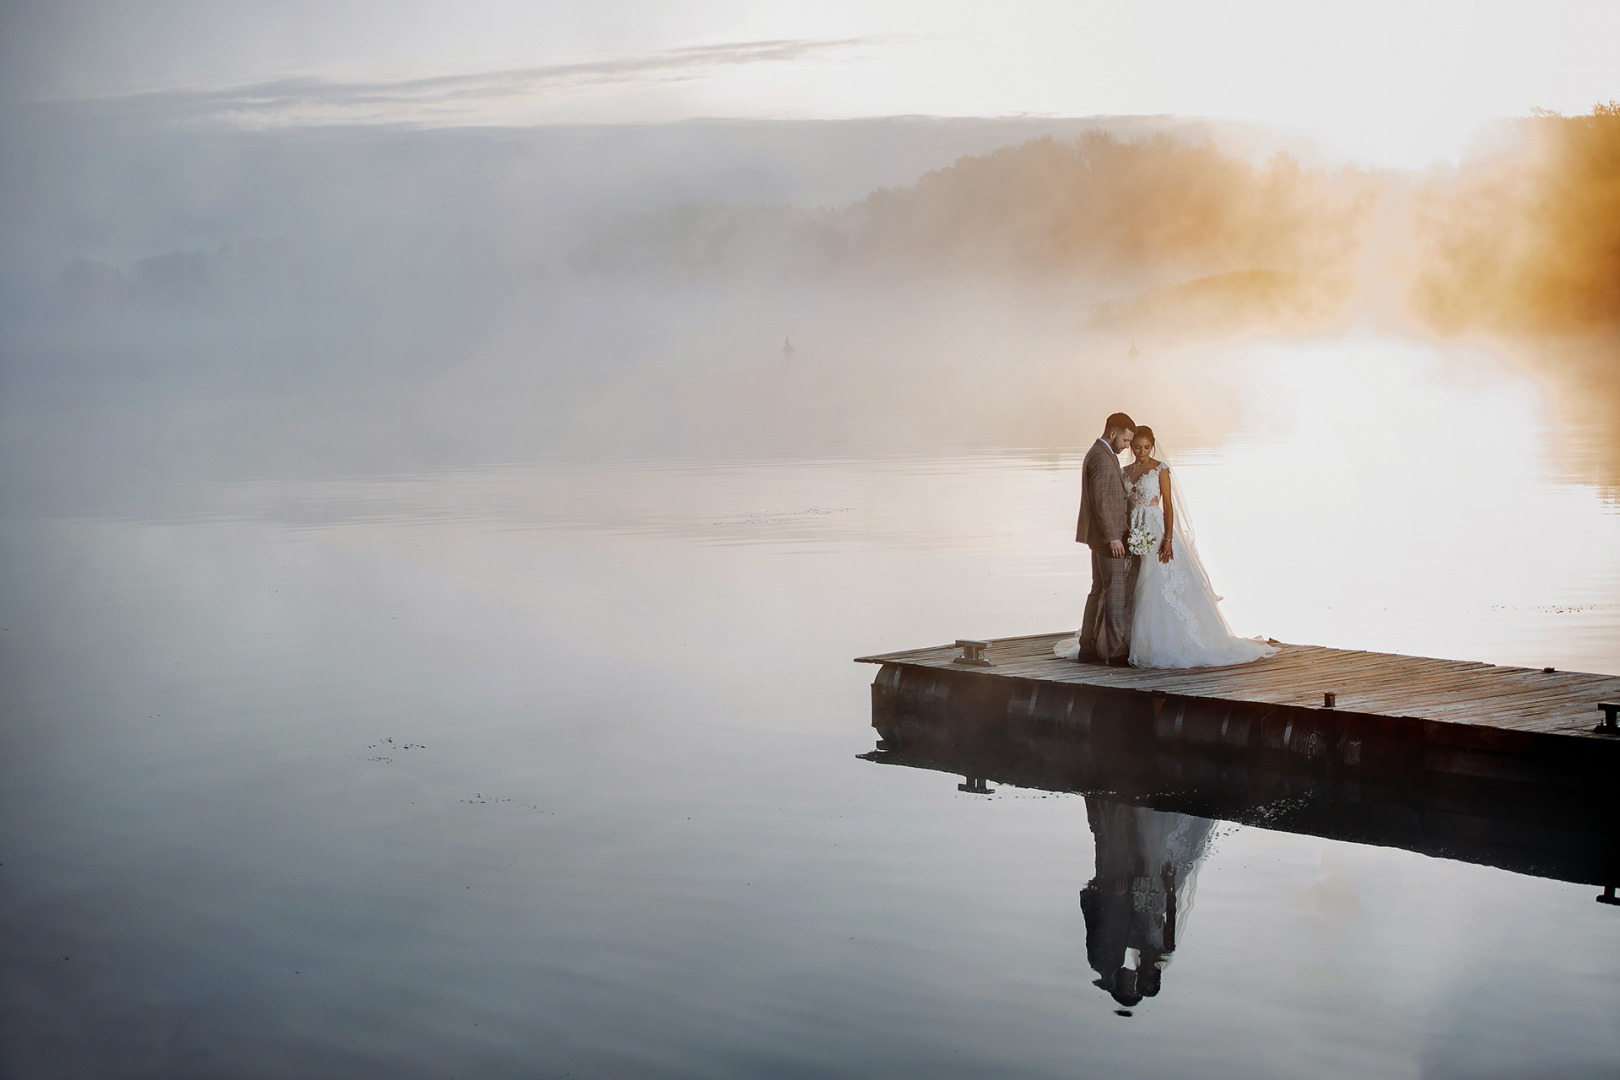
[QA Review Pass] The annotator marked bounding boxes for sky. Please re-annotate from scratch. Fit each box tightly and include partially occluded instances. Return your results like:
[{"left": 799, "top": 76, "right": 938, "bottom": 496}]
[{"left": 3, "top": 0, "right": 1617, "bottom": 166}]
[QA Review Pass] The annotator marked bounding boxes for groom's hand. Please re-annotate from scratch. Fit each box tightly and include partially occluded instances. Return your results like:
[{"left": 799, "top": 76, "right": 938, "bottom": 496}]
[{"left": 1109, "top": 540, "right": 1126, "bottom": 558}]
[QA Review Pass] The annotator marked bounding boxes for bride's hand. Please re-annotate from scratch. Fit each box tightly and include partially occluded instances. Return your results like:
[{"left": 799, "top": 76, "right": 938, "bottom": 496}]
[{"left": 1158, "top": 538, "right": 1174, "bottom": 563}]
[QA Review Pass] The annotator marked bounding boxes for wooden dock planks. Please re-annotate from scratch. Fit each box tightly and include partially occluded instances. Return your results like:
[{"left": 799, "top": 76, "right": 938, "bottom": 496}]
[{"left": 856, "top": 635, "right": 1620, "bottom": 742}]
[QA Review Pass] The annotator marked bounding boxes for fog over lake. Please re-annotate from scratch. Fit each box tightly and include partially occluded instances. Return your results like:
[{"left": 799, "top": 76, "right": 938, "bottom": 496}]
[{"left": 3, "top": 8, "right": 1619, "bottom": 1077}]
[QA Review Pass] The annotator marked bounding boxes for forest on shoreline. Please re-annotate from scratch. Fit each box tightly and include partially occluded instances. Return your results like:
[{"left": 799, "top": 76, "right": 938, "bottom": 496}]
[{"left": 580, "top": 105, "right": 1620, "bottom": 338}]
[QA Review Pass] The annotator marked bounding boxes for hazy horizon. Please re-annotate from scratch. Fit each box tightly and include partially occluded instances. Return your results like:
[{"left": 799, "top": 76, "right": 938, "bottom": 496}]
[{"left": 4, "top": 100, "right": 1617, "bottom": 505}]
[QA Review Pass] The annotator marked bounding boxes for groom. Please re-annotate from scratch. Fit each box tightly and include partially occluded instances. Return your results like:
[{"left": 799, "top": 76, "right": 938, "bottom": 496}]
[{"left": 1074, "top": 412, "right": 1138, "bottom": 665}]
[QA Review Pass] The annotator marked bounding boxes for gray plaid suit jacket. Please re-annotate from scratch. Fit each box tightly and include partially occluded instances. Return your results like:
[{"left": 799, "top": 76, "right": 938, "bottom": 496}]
[{"left": 1075, "top": 439, "right": 1128, "bottom": 547}]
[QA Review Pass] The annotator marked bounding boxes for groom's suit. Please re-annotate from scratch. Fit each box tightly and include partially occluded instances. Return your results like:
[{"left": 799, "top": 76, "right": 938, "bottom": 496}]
[{"left": 1075, "top": 438, "right": 1138, "bottom": 661}]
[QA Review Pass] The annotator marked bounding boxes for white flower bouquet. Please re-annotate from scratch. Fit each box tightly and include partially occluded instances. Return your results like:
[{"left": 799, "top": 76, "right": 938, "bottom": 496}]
[{"left": 1127, "top": 522, "right": 1161, "bottom": 557}]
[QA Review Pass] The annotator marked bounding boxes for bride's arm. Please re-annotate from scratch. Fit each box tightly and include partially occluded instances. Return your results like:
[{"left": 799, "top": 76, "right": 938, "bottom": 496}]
[{"left": 1158, "top": 467, "right": 1175, "bottom": 563}]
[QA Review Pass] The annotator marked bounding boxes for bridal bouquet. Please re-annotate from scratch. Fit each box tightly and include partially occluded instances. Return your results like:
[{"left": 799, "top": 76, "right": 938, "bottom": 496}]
[{"left": 1127, "top": 523, "right": 1161, "bottom": 557}]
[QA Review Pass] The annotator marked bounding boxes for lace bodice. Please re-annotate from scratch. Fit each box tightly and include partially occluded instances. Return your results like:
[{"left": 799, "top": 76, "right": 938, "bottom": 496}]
[{"left": 1126, "top": 463, "right": 1168, "bottom": 516}]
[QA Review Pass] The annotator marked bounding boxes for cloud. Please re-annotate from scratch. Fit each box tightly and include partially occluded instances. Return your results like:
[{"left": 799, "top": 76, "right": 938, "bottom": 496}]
[{"left": 94, "top": 38, "right": 879, "bottom": 129}]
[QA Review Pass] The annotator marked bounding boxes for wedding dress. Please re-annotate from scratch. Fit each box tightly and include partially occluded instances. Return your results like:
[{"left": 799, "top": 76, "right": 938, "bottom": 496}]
[{"left": 1123, "top": 462, "right": 1274, "bottom": 668}]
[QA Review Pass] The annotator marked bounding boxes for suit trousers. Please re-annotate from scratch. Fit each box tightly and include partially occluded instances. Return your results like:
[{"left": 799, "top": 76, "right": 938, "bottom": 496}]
[{"left": 1079, "top": 544, "right": 1139, "bottom": 661}]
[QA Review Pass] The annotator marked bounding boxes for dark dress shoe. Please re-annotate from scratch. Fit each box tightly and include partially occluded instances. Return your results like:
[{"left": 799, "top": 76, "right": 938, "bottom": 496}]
[
  {"left": 1074, "top": 650, "right": 1103, "bottom": 664},
  {"left": 1104, "top": 656, "right": 1133, "bottom": 668}
]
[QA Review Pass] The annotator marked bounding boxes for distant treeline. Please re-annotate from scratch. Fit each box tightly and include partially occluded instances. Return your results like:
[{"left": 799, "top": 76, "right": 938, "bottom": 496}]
[
  {"left": 579, "top": 132, "right": 1381, "bottom": 292},
  {"left": 821, "top": 132, "right": 1381, "bottom": 287},
  {"left": 579, "top": 108, "right": 1620, "bottom": 335}
]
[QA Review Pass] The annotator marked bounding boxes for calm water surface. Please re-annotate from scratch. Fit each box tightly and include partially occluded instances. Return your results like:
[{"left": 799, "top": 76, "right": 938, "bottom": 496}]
[{"left": 3, "top": 345, "right": 1619, "bottom": 1078}]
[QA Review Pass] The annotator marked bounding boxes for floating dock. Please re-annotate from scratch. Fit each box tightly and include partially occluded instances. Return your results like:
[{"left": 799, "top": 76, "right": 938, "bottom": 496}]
[{"left": 856, "top": 634, "right": 1620, "bottom": 785}]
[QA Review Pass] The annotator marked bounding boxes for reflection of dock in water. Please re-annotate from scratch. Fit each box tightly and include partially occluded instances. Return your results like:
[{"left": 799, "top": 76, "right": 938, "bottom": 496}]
[{"left": 857, "top": 634, "right": 1620, "bottom": 890}]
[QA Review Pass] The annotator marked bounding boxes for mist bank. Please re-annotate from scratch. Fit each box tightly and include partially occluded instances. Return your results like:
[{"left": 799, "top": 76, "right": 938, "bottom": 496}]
[
  {"left": 7, "top": 104, "right": 1613, "bottom": 325},
  {"left": 1411, "top": 105, "right": 1620, "bottom": 332},
  {"left": 583, "top": 133, "right": 1379, "bottom": 307},
  {"left": 1, "top": 107, "right": 1617, "bottom": 509},
  {"left": 0, "top": 111, "right": 1336, "bottom": 490},
  {"left": 579, "top": 107, "right": 1620, "bottom": 339}
]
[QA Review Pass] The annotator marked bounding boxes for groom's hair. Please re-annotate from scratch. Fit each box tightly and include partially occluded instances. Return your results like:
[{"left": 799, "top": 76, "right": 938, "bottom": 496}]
[{"left": 1103, "top": 412, "right": 1136, "bottom": 435}]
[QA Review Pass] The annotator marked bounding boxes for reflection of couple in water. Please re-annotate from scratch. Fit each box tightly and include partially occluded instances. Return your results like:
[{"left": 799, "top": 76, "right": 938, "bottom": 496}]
[{"left": 1080, "top": 796, "right": 1215, "bottom": 1010}]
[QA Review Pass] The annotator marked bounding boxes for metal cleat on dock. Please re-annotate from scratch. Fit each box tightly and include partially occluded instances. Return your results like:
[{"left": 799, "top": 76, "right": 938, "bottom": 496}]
[{"left": 952, "top": 639, "right": 994, "bottom": 667}]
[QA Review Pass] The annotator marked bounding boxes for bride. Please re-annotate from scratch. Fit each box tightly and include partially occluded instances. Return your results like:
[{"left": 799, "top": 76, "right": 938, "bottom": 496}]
[{"left": 1058, "top": 426, "right": 1274, "bottom": 669}]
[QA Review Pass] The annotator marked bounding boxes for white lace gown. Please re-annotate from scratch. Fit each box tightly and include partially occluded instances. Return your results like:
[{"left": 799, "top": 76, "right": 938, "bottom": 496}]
[{"left": 1125, "top": 463, "right": 1274, "bottom": 668}]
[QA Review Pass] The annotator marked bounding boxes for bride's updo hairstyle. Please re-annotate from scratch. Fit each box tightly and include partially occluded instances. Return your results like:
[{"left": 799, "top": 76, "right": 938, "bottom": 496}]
[{"left": 1133, "top": 425, "right": 1155, "bottom": 448}]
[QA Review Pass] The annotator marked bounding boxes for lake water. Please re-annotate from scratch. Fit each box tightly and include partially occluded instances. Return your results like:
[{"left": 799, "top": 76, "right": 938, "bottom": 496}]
[{"left": 3, "top": 338, "right": 1619, "bottom": 1077}]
